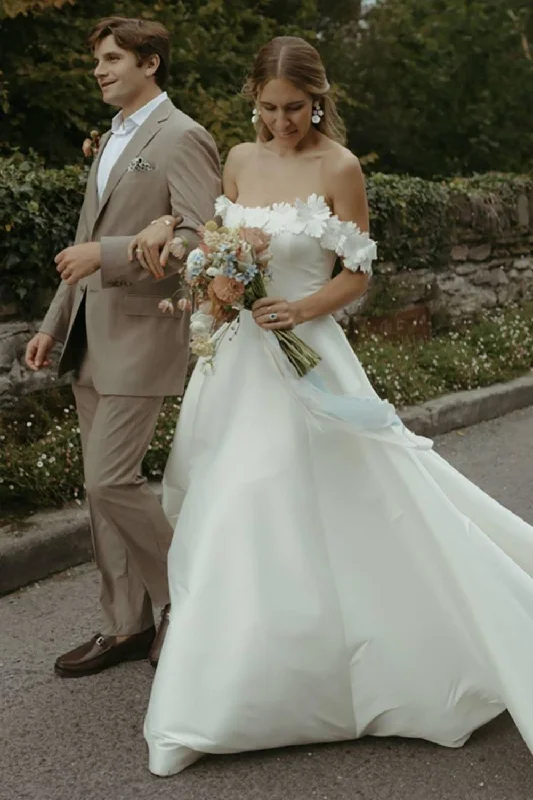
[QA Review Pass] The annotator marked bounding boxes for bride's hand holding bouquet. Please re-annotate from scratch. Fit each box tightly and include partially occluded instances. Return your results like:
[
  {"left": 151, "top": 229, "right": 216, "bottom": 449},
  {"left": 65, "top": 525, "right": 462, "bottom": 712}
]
[{"left": 161, "top": 220, "right": 320, "bottom": 377}]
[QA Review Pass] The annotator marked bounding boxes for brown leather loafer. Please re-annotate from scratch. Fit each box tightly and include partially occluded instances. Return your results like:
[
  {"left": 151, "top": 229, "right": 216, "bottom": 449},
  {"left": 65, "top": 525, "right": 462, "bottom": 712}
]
[
  {"left": 149, "top": 604, "right": 170, "bottom": 668},
  {"left": 54, "top": 626, "right": 156, "bottom": 678}
]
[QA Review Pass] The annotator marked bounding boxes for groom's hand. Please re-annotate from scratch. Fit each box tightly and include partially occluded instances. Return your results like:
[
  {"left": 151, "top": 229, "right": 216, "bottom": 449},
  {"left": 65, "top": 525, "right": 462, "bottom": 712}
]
[
  {"left": 55, "top": 243, "right": 101, "bottom": 285},
  {"left": 25, "top": 332, "right": 55, "bottom": 371}
]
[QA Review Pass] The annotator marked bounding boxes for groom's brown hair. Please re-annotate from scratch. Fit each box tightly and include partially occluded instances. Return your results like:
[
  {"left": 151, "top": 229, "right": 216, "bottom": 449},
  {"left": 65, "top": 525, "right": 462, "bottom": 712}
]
[{"left": 89, "top": 17, "right": 171, "bottom": 89}]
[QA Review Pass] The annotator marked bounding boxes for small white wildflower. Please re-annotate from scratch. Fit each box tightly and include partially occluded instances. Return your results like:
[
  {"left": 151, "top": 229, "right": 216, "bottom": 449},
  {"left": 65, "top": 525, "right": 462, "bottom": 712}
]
[{"left": 190, "top": 312, "right": 214, "bottom": 336}]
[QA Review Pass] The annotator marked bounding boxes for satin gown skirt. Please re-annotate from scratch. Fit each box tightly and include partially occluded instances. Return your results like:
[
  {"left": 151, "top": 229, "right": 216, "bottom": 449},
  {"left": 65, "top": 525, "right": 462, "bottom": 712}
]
[{"left": 144, "top": 311, "right": 533, "bottom": 777}]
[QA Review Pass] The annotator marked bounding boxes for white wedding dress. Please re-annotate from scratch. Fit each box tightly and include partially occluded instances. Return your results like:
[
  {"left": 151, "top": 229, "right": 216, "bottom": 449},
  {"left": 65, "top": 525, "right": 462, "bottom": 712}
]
[{"left": 144, "top": 194, "right": 533, "bottom": 776}]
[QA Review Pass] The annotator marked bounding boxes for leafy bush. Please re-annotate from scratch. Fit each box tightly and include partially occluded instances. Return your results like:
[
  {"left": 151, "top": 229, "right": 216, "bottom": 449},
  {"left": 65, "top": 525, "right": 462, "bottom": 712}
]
[
  {"left": 367, "top": 172, "right": 533, "bottom": 270},
  {"left": 2, "top": 304, "right": 533, "bottom": 514},
  {"left": 0, "top": 0, "right": 319, "bottom": 165},
  {"left": 0, "top": 153, "right": 86, "bottom": 315},
  {"left": 366, "top": 173, "right": 451, "bottom": 269}
]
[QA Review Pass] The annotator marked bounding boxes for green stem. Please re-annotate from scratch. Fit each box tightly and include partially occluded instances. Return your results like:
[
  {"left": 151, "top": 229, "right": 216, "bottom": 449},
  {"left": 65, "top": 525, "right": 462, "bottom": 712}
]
[{"left": 244, "top": 276, "right": 321, "bottom": 377}]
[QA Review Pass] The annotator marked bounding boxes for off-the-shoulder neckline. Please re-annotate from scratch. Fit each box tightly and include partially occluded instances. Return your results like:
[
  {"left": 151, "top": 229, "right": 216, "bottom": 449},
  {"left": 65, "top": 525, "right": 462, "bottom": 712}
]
[
  {"left": 215, "top": 194, "right": 376, "bottom": 274},
  {"left": 216, "top": 193, "right": 331, "bottom": 213}
]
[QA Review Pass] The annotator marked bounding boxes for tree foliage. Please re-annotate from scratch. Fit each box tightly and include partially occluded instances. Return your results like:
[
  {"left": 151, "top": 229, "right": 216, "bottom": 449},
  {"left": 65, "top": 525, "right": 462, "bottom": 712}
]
[
  {"left": 0, "top": 0, "right": 318, "bottom": 164},
  {"left": 0, "top": 0, "right": 72, "bottom": 19},
  {"left": 344, "top": 0, "right": 533, "bottom": 176},
  {"left": 1, "top": 0, "right": 533, "bottom": 176}
]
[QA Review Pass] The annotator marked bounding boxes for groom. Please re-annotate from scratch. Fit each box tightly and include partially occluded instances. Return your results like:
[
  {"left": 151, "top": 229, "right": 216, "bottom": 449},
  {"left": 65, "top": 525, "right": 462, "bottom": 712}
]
[{"left": 25, "top": 17, "right": 221, "bottom": 676}]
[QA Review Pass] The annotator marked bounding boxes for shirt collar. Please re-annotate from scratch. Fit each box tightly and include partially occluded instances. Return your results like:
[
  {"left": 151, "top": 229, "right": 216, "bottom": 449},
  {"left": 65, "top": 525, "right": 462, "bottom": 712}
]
[{"left": 110, "top": 91, "right": 168, "bottom": 135}]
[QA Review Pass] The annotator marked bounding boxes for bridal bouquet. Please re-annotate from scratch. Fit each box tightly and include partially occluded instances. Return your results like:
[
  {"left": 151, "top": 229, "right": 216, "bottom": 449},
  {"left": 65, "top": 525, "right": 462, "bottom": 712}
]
[{"left": 160, "top": 222, "right": 320, "bottom": 377}]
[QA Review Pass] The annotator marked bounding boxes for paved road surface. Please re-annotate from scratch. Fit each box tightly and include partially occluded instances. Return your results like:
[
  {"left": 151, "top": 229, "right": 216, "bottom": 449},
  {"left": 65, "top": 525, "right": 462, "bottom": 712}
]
[{"left": 2, "top": 407, "right": 533, "bottom": 800}]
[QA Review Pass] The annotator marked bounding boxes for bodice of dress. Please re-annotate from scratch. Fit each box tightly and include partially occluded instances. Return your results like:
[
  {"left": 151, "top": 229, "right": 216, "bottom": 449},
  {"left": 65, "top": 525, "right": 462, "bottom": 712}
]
[{"left": 215, "top": 194, "right": 377, "bottom": 303}]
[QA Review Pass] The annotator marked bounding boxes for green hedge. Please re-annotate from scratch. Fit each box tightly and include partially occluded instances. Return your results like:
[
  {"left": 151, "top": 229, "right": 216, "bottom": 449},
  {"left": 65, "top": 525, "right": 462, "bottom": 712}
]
[
  {"left": 0, "top": 154, "right": 86, "bottom": 316},
  {"left": 367, "top": 172, "right": 533, "bottom": 267},
  {"left": 1, "top": 155, "right": 532, "bottom": 316}
]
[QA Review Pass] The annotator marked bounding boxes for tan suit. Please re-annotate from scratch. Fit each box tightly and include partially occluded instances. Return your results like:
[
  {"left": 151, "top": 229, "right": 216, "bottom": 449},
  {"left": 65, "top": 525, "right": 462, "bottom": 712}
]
[{"left": 40, "top": 99, "right": 221, "bottom": 634}]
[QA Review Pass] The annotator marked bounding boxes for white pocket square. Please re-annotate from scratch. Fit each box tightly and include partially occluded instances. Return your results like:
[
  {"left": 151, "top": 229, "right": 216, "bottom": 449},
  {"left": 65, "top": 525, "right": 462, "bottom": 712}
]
[{"left": 127, "top": 156, "right": 155, "bottom": 172}]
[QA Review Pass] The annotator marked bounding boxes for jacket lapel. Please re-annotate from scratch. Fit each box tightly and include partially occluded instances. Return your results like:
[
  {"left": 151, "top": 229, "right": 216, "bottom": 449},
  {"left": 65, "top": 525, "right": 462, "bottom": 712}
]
[
  {"left": 92, "top": 99, "right": 173, "bottom": 233},
  {"left": 84, "top": 130, "right": 111, "bottom": 232}
]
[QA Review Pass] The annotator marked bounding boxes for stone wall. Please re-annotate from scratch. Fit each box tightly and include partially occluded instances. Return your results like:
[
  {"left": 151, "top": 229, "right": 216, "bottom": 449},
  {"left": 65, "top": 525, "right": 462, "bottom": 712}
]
[
  {"left": 363, "top": 242, "right": 533, "bottom": 323},
  {"left": 338, "top": 187, "right": 533, "bottom": 331},
  {"left": 0, "top": 316, "right": 68, "bottom": 407}
]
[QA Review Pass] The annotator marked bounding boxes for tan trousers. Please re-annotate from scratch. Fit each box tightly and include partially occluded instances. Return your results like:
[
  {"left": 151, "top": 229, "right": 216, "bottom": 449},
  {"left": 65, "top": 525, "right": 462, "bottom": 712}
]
[{"left": 73, "top": 355, "right": 173, "bottom": 635}]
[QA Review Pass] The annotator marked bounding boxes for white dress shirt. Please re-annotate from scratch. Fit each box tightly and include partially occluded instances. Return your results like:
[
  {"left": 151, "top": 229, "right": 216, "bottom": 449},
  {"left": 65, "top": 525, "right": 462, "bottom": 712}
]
[{"left": 97, "top": 91, "right": 168, "bottom": 200}]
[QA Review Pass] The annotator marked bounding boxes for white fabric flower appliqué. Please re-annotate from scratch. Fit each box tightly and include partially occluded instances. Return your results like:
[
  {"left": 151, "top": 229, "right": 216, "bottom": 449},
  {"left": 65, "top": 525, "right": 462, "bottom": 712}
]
[
  {"left": 244, "top": 206, "right": 272, "bottom": 230},
  {"left": 336, "top": 222, "right": 377, "bottom": 274},
  {"left": 267, "top": 202, "right": 302, "bottom": 235},
  {"left": 214, "top": 196, "right": 231, "bottom": 218},
  {"left": 320, "top": 215, "right": 346, "bottom": 251},
  {"left": 294, "top": 194, "right": 331, "bottom": 238},
  {"left": 214, "top": 194, "right": 377, "bottom": 275}
]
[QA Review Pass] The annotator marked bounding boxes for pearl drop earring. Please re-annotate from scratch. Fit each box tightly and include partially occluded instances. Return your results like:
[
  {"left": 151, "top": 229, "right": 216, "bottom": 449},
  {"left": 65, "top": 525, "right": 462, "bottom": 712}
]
[
  {"left": 312, "top": 101, "right": 324, "bottom": 125},
  {"left": 252, "top": 108, "right": 260, "bottom": 125}
]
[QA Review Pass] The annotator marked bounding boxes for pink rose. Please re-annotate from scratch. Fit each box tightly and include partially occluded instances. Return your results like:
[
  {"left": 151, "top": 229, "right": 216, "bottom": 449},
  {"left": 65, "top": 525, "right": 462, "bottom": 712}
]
[
  {"left": 82, "top": 129, "right": 100, "bottom": 159},
  {"left": 169, "top": 236, "right": 187, "bottom": 260},
  {"left": 82, "top": 138, "right": 93, "bottom": 158},
  {"left": 177, "top": 298, "right": 192, "bottom": 312},
  {"left": 240, "top": 227, "right": 271, "bottom": 254},
  {"left": 158, "top": 299, "right": 174, "bottom": 314}
]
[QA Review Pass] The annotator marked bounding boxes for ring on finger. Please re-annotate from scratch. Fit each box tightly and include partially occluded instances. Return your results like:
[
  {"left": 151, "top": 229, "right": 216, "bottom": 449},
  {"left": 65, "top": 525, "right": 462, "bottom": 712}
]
[{"left": 268, "top": 312, "right": 278, "bottom": 321}]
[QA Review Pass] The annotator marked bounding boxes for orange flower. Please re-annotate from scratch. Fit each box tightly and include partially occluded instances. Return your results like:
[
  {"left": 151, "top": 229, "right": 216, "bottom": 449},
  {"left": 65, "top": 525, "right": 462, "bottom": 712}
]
[
  {"left": 209, "top": 275, "right": 245, "bottom": 304},
  {"left": 207, "top": 295, "right": 235, "bottom": 324}
]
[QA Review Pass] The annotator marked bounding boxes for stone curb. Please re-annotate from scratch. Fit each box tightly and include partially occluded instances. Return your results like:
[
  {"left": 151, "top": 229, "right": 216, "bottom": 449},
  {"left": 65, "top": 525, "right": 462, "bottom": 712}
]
[
  {"left": 0, "top": 506, "right": 92, "bottom": 596},
  {"left": 399, "top": 369, "right": 533, "bottom": 437},
  {"left": 2, "top": 371, "right": 533, "bottom": 596}
]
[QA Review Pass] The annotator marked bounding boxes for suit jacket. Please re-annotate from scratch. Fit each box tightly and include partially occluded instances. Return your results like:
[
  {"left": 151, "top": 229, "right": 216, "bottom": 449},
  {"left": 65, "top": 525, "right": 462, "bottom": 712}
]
[{"left": 40, "top": 99, "right": 221, "bottom": 396}]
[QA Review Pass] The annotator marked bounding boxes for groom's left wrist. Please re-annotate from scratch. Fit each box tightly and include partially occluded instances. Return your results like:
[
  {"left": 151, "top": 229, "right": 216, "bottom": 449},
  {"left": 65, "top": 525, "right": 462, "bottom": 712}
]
[{"left": 94, "top": 242, "right": 102, "bottom": 270}]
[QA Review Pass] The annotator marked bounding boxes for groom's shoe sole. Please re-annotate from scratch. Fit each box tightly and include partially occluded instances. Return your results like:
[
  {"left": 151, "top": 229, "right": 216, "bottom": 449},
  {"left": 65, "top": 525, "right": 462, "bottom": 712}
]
[{"left": 54, "top": 626, "right": 156, "bottom": 678}]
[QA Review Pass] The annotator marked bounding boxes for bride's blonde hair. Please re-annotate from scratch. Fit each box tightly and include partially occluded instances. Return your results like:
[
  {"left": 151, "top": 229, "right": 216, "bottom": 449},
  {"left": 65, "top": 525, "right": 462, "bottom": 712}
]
[{"left": 243, "top": 36, "right": 346, "bottom": 146}]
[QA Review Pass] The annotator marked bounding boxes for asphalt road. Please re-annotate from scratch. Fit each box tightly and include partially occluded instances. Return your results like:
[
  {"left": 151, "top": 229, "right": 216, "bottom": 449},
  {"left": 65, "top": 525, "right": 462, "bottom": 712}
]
[{"left": 2, "top": 407, "right": 533, "bottom": 800}]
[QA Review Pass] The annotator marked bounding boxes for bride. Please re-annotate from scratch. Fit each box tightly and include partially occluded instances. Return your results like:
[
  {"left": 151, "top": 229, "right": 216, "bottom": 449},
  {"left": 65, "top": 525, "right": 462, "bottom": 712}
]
[{"left": 133, "top": 36, "right": 533, "bottom": 777}]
